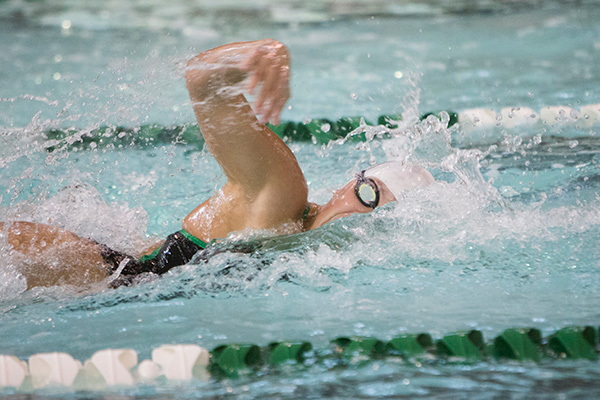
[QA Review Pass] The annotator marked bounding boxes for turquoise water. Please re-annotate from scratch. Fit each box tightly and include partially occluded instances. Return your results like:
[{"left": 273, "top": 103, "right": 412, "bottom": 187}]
[{"left": 1, "top": 0, "right": 600, "bottom": 398}]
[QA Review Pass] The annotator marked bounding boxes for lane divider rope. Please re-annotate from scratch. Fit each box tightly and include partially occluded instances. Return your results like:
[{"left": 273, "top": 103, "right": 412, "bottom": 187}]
[
  {"left": 1, "top": 325, "right": 598, "bottom": 390},
  {"left": 42, "top": 103, "right": 600, "bottom": 150}
]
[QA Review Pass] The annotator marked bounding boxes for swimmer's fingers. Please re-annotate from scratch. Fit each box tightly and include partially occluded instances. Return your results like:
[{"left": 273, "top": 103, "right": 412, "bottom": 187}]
[
  {"left": 261, "top": 79, "right": 290, "bottom": 125},
  {"left": 256, "top": 63, "right": 289, "bottom": 123},
  {"left": 243, "top": 45, "right": 271, "bottom": 94},
  {"left": 243, "top": 42, "right": 290, "bottom": 124},
  {"left": 271, "top": 87, "right": 290, "bottom": 125},
  {"left": 244, "top": 52, "right": 265, "bottom": 95}
]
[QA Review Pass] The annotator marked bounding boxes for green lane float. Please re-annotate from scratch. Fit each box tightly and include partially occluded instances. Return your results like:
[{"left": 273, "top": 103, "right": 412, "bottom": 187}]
[
  {"left": 377, "top": 114, "right": 403, "bottom": 128},
  {"left": 386, "top": 333, "right": 433, "bottom": 358},
  {"left": 421, "top": 110, "right": 459, "bottom": 128},
  {"left": 267, "top": 341, "right": 313, "bottom": 365},
  {"left": 548, "top": 326, "right": 598, "bottom": 360},
  {"left": 209, "top": 344, "right": 261, "bottom": 377},
  {"left": 492, "top": 328, "right": 543, "bottom": 362},
  {"left": 436, "top": 330, "right": 485, "bottom": 361},
  {"left": 331, "top": 336, "right": 387, "bottom": 358},
  {"left": 42, "top": 103, "right": 600, "bottom": 151},
  {"left": 3, "top": 325, "right": 600, "bottom": 391}
]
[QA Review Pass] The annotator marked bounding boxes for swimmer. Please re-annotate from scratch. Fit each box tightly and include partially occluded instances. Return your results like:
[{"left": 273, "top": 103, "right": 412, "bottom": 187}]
[{"left": 0, "top": 39, "right": 434, "bottom": 288}]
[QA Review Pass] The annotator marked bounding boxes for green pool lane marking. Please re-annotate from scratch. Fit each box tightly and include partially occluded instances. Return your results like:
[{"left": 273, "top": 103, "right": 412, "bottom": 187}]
[
  {"left": 331, "top": 336, "right": 387, "bottom": 358},
  {"left": 493, "top": 328, "right": 543, "bottom": 362},
  {"left": 205, "top": 325, "right": 600, "bottom": 377},
  {"left": 210, "top": 344, "right": 262, "bottom": 378},
  {"left": 386, "top": 333, "right": 433, "bottom": 358},
  {"left": 42, "top": 111, "right": 458, "bottom": 151},
  {"left": 267, "top": 341, "right": 313, "bottom": 365},
  {"left": 548, "top": 326, "right": 598, "bottom": 360},
  {"left": 436, "top": 330, "right": 485, "bottom": 361}
]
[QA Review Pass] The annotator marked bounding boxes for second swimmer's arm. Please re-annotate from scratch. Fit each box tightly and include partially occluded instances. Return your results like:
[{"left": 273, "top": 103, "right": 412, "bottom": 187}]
[{"left": 185, "top": 40, "right": 308, "bottom": 229}]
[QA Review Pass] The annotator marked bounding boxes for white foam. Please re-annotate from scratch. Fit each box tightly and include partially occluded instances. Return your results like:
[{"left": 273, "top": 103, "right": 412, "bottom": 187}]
[{"left": 0, "top": 185, "right": 152, "bottom": 256}]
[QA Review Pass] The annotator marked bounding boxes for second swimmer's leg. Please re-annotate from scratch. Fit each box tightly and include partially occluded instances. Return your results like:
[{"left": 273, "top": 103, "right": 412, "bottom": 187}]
[{"left": 1, "top": 221, "right": 110, "bottom": 288}]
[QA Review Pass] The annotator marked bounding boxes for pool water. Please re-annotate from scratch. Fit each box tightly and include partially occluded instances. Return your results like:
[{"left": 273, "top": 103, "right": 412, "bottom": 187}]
[{"left": 1, "top": 0, "right": 600, "bottom": 398}]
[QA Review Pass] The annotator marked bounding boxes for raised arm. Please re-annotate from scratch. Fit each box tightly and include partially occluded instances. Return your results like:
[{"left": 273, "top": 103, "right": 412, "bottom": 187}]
[{"left": 183, "top": 40, "right": 308, "bottom": 238}]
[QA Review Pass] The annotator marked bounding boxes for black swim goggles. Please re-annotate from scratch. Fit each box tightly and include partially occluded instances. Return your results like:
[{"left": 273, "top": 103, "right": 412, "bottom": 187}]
[{"left": 354, "top": 171, "right": 380, "bottom": 209}]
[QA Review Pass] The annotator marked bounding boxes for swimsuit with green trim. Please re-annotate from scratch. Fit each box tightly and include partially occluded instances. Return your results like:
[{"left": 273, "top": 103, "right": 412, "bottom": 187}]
[{"left": 99, "top": 230, "right": 207, "bottom": 277}]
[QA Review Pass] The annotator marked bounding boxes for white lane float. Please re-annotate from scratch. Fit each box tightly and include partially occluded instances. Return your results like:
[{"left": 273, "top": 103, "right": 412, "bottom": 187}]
[
  {"left": 499, "top": 107, "right": 538, "bottom": 128},
  {"left": 0, "top": 355, "right": 28, "bottom": 388},
  {"left": 151, "top": 344, "right": 210, "bottom": 380},
  {"left": 457, "top": 108, "right": 497, "bottom": 131},
  {"left": 540, "top": 105, "right": 579, "bottom": 126},
  {"left": 579, "top": 103, "right": 600, "bottom": 127},
  {"left": 87, "top": 348, "right": 138, "bottom": 386},
  {"left": 28, "top": 352, "right": 81, "bottom": 388},
  {"left": 457, "top": 104, "right": 600, "bottom": 130}
]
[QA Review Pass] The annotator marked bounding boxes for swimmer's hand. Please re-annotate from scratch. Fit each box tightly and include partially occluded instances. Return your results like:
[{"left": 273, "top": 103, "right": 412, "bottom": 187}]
[
  {"left": 242, "top": 41, "right": 290, "bottom": 125},
  {"left": 186, "top": 39, "right": 290, "bottom": 125}
]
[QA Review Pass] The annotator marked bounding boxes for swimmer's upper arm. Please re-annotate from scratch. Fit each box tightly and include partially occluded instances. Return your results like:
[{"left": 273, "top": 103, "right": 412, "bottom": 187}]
[{"left": 185, "top": 40, "right": 307, "bottom": 222}]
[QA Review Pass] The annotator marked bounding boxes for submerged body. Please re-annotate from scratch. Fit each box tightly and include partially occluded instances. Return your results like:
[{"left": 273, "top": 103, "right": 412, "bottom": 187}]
[{"left": 1, "top": 39, "right": 433, "bottom": 288}]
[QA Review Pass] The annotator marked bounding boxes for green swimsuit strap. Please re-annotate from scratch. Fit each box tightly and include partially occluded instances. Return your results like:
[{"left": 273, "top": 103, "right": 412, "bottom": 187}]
[{"left": 179, "top": 229, "right": 208, "bottom": 249}]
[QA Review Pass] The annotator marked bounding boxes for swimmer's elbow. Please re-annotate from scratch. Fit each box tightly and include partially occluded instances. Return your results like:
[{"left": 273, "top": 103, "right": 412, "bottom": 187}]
[
  {"left": 185, "top": 59, "right": 212, "bottom": 102},
  {"left": 185, "top": 53, "right": 246, "bottom": 102}
]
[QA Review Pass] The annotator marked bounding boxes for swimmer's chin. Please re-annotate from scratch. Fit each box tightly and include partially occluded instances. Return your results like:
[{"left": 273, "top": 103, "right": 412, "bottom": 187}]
[{"left": 309, "top": 212, "right": 352, "bottom": 230}]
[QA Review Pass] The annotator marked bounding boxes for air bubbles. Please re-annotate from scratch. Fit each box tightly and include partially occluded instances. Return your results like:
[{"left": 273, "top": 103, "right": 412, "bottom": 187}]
[
  {"left": 54, "top": 54, "right": 63, "bottom": 63},
  {"left": 394, "top": 71, "right": 404, "bottom": 79},
  {"left": 53, "top": 72, "right": 62, "bottom": 81}
]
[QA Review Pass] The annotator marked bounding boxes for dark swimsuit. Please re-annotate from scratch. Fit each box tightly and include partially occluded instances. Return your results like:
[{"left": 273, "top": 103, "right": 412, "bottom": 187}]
[
  {"left": 99, "top": 230, "right": 207, "bottom": 277},
  {"left": 100, "top": 205, "right": 311, "bottom": 284}
]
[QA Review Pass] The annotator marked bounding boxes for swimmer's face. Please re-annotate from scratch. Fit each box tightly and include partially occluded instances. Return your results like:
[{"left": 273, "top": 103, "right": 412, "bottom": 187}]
[{"left": 311, "top": 177, "right": 396, "bottom": 229}]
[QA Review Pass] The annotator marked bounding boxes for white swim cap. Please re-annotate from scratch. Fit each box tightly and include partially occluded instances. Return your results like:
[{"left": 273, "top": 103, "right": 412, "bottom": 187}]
[{"left": 363, "top": 161, "right": 434, "bottom": 201}]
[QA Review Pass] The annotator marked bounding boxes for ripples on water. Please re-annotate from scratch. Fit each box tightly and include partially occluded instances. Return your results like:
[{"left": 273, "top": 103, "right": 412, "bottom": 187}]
[{"left": 1, "top": 0, "right": 599, "bottom": 398}]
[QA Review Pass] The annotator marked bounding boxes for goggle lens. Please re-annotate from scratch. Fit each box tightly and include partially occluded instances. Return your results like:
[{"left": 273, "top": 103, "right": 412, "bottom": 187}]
[
  {"left": 358, "top": 183, "right": 377, "bottom": 203},
  {"left": 354, "top": 172, "right": 380, "bottom": 208}
]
